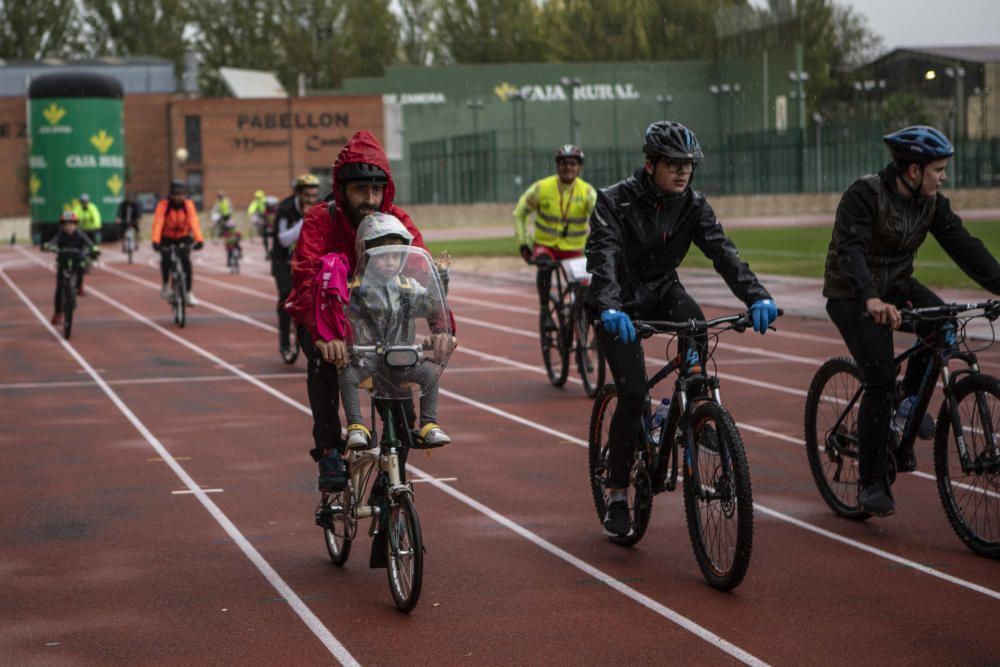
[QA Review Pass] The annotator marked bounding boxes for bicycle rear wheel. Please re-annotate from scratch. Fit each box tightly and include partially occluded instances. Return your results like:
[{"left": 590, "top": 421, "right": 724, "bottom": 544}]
[
  {"left": 126, "top": 230, "right": 134, "bottom": 264},
  {"left": 540, "top": 294, "right": 570, "bottom": 387},
  {"left": 386, "top": 493, "right": 423, "bottom": 612},
  {"left": 683, "top": 401, "right": 753, "bottom": 591},
  {"left": 804, "top": 357, "right": 870, "bottom": 520},
  {"left": 322, "top": 488, "right": 354, "bottom": 566},
  {"left": 934, "top": 374, "right": 1000, "bottom": 558},
  {"left": 588, "top": 383, "right": 653, "bottom": 547},
  {"left": 62, "top": 276, "right": 75, "bottom": 340},
  {"left": 172, "top": 269, "right": 186, "bottom": 327},
  {"left": 576, "top": 315, "right": 606, "bottom": 398}
]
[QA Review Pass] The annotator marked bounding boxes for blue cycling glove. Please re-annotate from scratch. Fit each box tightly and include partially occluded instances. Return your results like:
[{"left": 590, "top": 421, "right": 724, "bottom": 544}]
[
  {"left": 601, "top": 309, "right": 636, "bottom": 344},
  {"left": 749, "top": 299, "right": 778, "bottom": 334}
]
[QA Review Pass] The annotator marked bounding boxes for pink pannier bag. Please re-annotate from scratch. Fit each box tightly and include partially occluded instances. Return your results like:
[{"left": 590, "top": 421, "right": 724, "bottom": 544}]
[{"left": 313, "top": 252, "right": 351, "bottom": 341}]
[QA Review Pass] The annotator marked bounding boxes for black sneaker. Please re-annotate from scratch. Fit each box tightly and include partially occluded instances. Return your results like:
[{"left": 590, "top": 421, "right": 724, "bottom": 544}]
[
  {"left": 858, "top": 481, "right": 896, "bottom": 517},
  {"left": 602, "top": 499, "right": 632, "bottom": 537},
  {"left": 317, "top": 453, "right": 348, "bottom": 492}
]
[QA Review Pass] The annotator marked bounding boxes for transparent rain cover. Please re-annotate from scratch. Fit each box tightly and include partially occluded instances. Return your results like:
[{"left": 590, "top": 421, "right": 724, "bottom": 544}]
[{"left": 347, "top": 245, "right": 454, "bottom": 400}]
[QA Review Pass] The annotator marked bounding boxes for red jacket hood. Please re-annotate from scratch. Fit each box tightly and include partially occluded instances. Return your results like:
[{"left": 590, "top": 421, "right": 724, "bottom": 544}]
[{"left": 331, "top": 130, "right": 396, "bottom": 212}]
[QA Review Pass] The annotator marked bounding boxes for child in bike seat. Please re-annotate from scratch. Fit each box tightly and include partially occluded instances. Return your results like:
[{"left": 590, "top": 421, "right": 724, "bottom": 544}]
[
  {"left": 338, "top": 212, "right": 452, "bottom": 451},
  {"left": 221, "top": 219, "right": 242, "bottom": 265},
  {"left": 44, "top": 210, "right": 99, "bottom": 324}
]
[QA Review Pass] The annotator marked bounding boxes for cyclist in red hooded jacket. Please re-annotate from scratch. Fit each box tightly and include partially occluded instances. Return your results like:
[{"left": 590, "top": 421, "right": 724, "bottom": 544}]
[{"left": 284, "top": 130, "right": 456, "bottom": 492}]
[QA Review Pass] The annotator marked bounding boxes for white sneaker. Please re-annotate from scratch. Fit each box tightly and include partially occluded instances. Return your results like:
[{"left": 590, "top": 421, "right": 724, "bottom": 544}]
[
  {"left": 421, "top": 426, "right": 451, "bottom": 447},
  {"left": 185, "top": 291, "right": 198, "bottom": 307},
  {"left": 346, "top": 425, "right": 373, "bottom": 450},
  {"left": 160, "top": 284, "right": 171, "bottom": 300}
]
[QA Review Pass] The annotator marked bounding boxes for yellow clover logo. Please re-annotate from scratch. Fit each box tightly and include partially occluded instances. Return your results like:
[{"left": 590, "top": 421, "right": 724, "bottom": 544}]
[
  {"left": 494, "top": 82, "right": 518, "bottom": 101},
  {"left": 30, "top": 174, "right": 42, "bottom": 196},
  {"left": 106, "top": 173, "right": 123, "bottom": 196},
  {"left": 42, "top": 103, "right": 66, "bottom": 126},
  {"left": 90, "top": 129, "right": 114, "bottom": 154}
]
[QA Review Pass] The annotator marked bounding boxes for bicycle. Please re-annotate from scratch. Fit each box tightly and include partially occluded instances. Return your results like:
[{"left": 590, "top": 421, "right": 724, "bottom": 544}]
[
  {"left": 315, "top": 351, "right": 443, "bottom": 612},
  {"left": 588, "top": 311, "right": 768, "bottom": 590},
  {"left": 164, "top": 241, "right": 191, "bottom": 328},
  {"left": 532, "top": 256, "right": 606, "bottom": 396},
  {"left": 226, "top": 245, "right": 241, "bottom": 275},
  {"left": 804, "top": 300, "right": 1000, "bottom": 558},
  {"left": 43, "top": 246, "right": 91, "bottom": 340}
]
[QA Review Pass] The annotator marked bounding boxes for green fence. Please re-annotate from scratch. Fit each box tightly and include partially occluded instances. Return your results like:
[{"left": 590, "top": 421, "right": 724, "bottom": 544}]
[{"left": 410, "top": 124, "right": 1000, "bottom": 203}]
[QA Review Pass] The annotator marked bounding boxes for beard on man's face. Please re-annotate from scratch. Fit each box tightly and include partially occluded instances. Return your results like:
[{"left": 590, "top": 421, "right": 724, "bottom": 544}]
[{"left": 343, "top": 195, "right": 379, "bottom": 227}]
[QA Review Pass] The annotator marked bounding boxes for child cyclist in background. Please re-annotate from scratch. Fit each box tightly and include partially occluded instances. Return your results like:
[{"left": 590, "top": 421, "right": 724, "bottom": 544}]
[
  {"left": 43, "top": 211, "right": 100, "bottom": 325},
  {"left": 221, "top": 220, "right": 242, "bottom": 270},
  {"left": 338, "top": 213, "right": 452, "bottom": 451}
]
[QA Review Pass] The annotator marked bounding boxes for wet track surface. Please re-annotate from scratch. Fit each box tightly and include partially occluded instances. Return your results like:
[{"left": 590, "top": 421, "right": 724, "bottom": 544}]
[{"left": 3, "top": 242, "right": 1000, "bottom": 665}]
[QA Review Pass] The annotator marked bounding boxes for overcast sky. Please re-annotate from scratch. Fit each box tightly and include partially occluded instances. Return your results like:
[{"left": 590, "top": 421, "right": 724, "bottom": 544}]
[{"left": 749, "top": 0, "right": 1000, "bottom": 51}]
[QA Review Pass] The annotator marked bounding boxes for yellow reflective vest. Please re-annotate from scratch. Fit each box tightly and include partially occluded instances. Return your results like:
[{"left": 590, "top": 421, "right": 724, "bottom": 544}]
[
  {"left": 73, "top": 202, "right": 102, "bottom": 232},
  {"left": 513, "top": 174, "right": 597, "bottom": 252}
]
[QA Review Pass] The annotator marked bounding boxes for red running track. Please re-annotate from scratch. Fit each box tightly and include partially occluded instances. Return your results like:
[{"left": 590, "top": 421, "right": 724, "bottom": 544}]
[{"left": 2, "top": 242, "right": 1000, "bottom": 665}]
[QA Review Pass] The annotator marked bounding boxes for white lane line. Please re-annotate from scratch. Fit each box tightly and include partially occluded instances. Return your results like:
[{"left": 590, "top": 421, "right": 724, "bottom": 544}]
[
  {"left": 56, "top": 259, "right": 767, "bottom": 665},
  {"left": 409, "top": 477, "right": 458, "bottom": 484},
  {"left": 173, "top": 488, "right": 224, "bottom": 495},
  {"left": 77, "top": 249, "right": 1000, "bottom": 603},
  {"left": 0, "top": 373, "right": 302, "bottom": 391},
  {"left": 0, "top": 266, "right": 360, "bottom": 667}
]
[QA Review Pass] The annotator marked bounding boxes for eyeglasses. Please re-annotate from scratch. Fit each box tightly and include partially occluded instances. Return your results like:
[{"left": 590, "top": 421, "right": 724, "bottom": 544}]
[{"left": 663, "top": 159, "right": 695, "bottom": 173}]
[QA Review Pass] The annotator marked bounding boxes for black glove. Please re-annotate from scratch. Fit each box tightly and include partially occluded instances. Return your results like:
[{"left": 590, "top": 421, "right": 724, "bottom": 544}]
[
  {"left": 152, "top": 242, "right": 161, "bottom": 252},
  {"left": 193, "top": 241, "right": 204, "bottom": 251},
  {"left": 519, "top": 244, "right": 533, "bottom": 263}
]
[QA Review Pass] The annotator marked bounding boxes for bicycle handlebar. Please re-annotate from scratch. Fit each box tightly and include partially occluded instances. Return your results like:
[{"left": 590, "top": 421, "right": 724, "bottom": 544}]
[
  {"left": 901, "top": 300, "right": 1000, "bottom": 320},
  {"left": 594, "top": 308, "right": 784, "bottom": 337}
]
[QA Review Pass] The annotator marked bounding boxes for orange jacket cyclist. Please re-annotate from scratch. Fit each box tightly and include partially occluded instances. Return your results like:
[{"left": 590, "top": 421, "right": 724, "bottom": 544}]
[
  {"left": 152, "top": 181, "right": 204, "bottom": 307},
  {"left": 513, "top": 144, "right": 597, "bottom": 328}
]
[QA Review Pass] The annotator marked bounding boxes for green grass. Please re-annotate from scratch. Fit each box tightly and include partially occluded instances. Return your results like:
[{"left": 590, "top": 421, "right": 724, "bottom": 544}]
[{"left": 430, "top": 220, "right": 1000, "bottom": 290}]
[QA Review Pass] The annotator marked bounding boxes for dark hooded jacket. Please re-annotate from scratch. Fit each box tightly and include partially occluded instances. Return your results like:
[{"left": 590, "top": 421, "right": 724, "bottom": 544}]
[
  {"left": 586, "top": 167, "right": 770, "bottom": 314},
  {"left": 823, "top": 164, "right": 1000, "bottom": 300},
  {"left": 284, "top": 131, "right": 428, "bottom": 339}
]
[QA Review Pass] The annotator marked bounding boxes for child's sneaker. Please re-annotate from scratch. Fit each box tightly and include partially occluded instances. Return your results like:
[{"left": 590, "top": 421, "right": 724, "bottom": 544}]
[
  {"left": 346, "top": 424, "right": 374, "bottom": 450},
  {"left": 160, "top": 284, "right": 171, "bottom": 300},
  {"left": 419, "top": 423, "right": 451, "bottom": 447},
  {"left": 50, "top": 312, "right": 63, "bottom": 326},
  {"left": 317, "top": 452, "right": 348, "bottom": 492}
]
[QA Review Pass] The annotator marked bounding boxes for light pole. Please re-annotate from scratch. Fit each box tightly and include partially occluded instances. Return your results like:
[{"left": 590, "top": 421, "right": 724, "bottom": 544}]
[
  {"left": 973, "top": 86, "right": 991, "bottom": 139},
  {"left": 944, "top": 65, "right": 967, "bottom": 141},
  {"left": 466, "top": 98, "right": 484, "bottom": 137},
  {"left": 559, "top": 76, "right": 582, "bottom": 144},
  {"left": 709, "top": 83, "right": 741, "bottom": 192},
  {"left": 813, "top": 111, "right": 825, "bottom": 192},
  {"left": 508, "top": 91, "right": 524, "bottom": 187},
  {"left": 655, "top": 93, "right": 673, "bottom": 119},
  {"left": 788, "top": 70, "right": 809, "bottom": 130}
]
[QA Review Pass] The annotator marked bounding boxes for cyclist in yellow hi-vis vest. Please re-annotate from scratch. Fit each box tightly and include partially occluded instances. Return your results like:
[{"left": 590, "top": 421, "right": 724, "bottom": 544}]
[{"left": 513, "top": 144, "right": 597, "bottom": 329}]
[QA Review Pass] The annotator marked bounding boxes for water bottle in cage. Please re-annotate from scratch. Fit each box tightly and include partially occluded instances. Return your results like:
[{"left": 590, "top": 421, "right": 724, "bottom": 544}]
[{"left": 649, "top": 397, "right": 671, "bottom": 445}]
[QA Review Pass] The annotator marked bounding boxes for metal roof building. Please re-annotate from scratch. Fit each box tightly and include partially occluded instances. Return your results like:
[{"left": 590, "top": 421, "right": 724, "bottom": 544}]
[{"left": 0, "top": 56, "right": 176, "bottom": 97}]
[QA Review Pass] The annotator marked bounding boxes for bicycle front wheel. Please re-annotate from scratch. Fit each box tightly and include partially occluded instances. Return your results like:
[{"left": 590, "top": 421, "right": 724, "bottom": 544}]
[
  {"left": 576, "top": 315, "right": 606, "bottom": 398},
  {"left": 386, "top": 493, "right": 423, "bottom": 612},
  {"left": 540, "top": 294, "right": 570, "bottom": 387},
  {"left": 172, "top": 271, "right": 186, "bottom": 327},
  {"left": 62, "top": 277, "right": 75, "bottom": 340},
  {"left": 934, "top": 374, "right": 1000, "bottom": 558},
  {"left": 683, "top": 401, "right": 753, "bottom": 591},
  {"left": 804, "top": 357, "right": 870, "bottom": 520},
  {"left": 588, "top": 383, "right": 652, "bottom": 547}
]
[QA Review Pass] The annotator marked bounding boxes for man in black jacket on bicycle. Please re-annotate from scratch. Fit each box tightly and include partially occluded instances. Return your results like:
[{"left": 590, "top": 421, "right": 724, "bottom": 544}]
[
  {"left": 586, "top": 120, "right": 778, "bottom": 538},
  {"left": 824, "top": 126, "right": 1000, "bottom": 517},
  {"left": 273, "top": 174, "right": 320, "bottom": 357}
]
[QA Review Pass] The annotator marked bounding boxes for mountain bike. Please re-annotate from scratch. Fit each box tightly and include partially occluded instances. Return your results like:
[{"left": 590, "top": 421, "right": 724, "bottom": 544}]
[
  {"left": 589, "top": 311, "right": 768, "bottom": 590},
  {"left": 533, "top": 256, "right": 606, "bottom": 396},
  {"left": 227, "top": 245, "right": 241, "bottom": 275},
  {"left": 165, "top": 241, "right": 190, "bottom": 328},
  {"left": 804, "top": 300, "right": 1000, "bottom": 558}
]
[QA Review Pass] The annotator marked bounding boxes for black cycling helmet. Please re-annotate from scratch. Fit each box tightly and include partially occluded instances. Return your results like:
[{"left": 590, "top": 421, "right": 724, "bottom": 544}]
[
  {"left": 643, "top": 121, "right": 704, "bottom": 162},
  {"left": 337, "top": 162, "right": 389, "bottom": 184},
  {"left": 554, "top": 144, "right": 585, "bottom": 163},
  {"left": 883, "top": 125, "right": 954, "bottom": 164},
  {"left": 169, "top": 180, "right": 187, "bottom": 194}
]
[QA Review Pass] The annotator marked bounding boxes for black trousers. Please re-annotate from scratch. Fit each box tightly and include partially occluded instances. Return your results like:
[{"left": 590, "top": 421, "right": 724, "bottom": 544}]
[
  {"left": 826, "top": 278, "right": 946, "bottom": 487},
  {"left": 273, "top": 260, "right": 293, "bottom": 347},
  {"left": 598, "top": 282, "right": 706, "bottom": 489},
  {"left": 159, "top": 240, "right": 193, "bottom": 290},
  {"left": 299, "top": 325, "right": 415, "bottom": 470}
]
